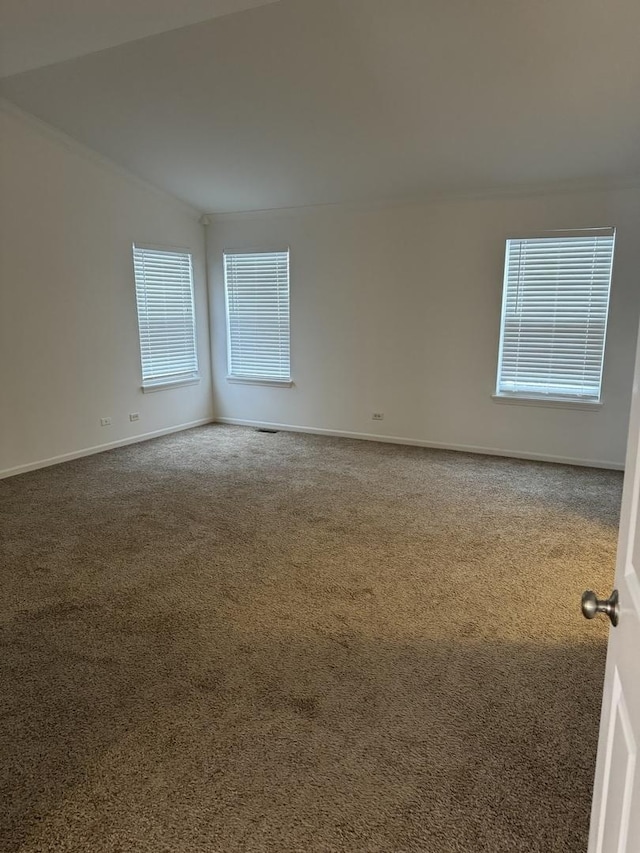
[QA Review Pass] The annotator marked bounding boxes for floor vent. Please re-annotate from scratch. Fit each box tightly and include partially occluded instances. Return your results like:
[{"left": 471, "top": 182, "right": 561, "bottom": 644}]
[{"left": 256, "top": 428, "right": 279, "bottom": 434}]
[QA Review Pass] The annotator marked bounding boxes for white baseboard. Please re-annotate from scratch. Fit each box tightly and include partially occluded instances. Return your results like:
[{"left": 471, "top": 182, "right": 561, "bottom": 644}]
[
  {"left": 2, "top": 416, "right": 623, "bottom": 478},
  {"left": 0, "top": 418, "right": 215, "bottom": 480},
  {"left": 216, "top": 417, "right": 624, "bottom": 470}
]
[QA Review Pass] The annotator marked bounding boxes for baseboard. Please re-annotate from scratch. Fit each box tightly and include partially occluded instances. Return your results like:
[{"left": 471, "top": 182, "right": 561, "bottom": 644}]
[
  {"left": 216, "top": 417, "right": 624, "bottom": 470},
  {"left": 0, "top": 418, "right": 215, "bottom": 480},
  {"left": 2, "top": 416, "right": 623, "bottom": 478}
]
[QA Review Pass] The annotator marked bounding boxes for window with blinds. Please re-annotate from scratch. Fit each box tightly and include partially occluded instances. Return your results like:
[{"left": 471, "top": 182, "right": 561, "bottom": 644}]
[
  {"left": 132, "top": 245, "right": 199, "bottom": 389},
  {"left": 496, "top": 229, "right": 615, "bottom": 403},
  {"left": 224, "top": 250, "right": 291, "bottom": 383}
]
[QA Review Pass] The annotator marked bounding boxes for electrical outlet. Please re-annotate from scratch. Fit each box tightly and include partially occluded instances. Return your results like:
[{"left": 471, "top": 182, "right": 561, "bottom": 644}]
[
  {"left": 372, "top": 412, "right": 384, "bottom": 421},
  {"left": 129, "top": 413, "right": 140, "bottom": 422},
  {"left": 100, "top": 417, "right": 112, "bottom": 426}
]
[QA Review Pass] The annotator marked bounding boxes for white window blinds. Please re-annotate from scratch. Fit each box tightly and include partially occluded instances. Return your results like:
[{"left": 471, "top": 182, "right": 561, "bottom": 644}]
[
  {"left": 496, "top": 229, "right": 615, "bottom": 402},
  {"left": 132, "top": 245, "right": 199, "bottom": 387},
  {"left": 224, "top": 250, "right": 291, "bottom": 382}
]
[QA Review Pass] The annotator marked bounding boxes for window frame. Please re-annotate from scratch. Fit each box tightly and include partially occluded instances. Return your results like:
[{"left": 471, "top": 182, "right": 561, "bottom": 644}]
[
  {"left": 223, "top": 247, "right": 292, "bottom": 387},
  {"left": 493, "top": 228, "right": 615, "bottom": 408},
  {"left": 132, "top": 242, "right": 200, "bottom": 393}
]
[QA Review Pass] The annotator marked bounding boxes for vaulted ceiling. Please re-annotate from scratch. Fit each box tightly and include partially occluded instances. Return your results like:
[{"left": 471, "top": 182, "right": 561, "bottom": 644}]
[
  {"left": 2, "top": 0, "right": 640, "bottom": 213},
  {"left": 0, "top": 0, "right": 281, "bottom": 76}
]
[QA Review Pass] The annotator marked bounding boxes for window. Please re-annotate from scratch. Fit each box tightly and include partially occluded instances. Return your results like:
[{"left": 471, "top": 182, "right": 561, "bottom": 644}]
[
  {"left": 495, "top": 229, "right": 615, "bottom": 404},
  {"left": 132, "top": 244, "right": 199, "bottom": 391},
  {"left": 224, "top": 249, "right": 291, "bottom": 384}
]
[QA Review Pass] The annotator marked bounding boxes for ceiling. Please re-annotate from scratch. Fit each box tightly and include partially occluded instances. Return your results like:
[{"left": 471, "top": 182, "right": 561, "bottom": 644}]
[
  {"left": 0, "top": 0, "right": 281, "bottom": 77},
  {"left": 2, "top": 0, "right": 640, "bottom": 213}
]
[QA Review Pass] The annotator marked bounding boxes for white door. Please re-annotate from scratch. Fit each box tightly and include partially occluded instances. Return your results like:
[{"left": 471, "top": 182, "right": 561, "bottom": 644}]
[{"left": 587, "top": 330, "right": 640, "bottom": 853}]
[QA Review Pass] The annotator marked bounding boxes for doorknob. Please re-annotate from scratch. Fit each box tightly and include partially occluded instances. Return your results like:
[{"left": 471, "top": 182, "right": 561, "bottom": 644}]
[{"left": 581, "top": 589, "right": 619, "bottom": 627}]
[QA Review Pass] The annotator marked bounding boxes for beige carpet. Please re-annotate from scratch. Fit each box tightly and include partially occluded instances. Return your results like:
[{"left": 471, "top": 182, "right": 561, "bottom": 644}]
[{"left": 0, "top": 425, "right": 622, "bottom": 852}]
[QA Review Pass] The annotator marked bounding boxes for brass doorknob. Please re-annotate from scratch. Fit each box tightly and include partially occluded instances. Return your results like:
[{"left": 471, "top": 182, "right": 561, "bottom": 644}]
[{"left": 581, "top": 589, "right": 619, "bottom": 627}]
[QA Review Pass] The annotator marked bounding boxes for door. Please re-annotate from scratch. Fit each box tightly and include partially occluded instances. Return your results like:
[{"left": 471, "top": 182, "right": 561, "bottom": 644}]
[{"left": 587, "top": 330, "right": 640, "bottom": 852}]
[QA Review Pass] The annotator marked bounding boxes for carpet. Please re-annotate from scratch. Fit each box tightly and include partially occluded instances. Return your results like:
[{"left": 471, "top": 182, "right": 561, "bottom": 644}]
[{"left": 0, "top": 425, "right": 622, "bottom": 852}]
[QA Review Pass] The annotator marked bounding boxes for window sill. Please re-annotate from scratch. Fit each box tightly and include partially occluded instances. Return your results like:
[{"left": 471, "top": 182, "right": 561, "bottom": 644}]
[
  {"left": 227, "top": 376, "right": 293, "bottom": 388},
  {"left": 142, "top": 376, "right": 200, "bottom": 393},
  {"left": 491, "top": 393, "right": 602, "bottom": 411}
]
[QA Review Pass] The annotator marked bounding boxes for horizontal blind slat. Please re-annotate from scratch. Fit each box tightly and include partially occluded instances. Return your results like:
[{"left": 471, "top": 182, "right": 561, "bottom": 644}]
[
  {"left": 224, "top": 250, "right": 291, "bottom": 381},
  {"left": 496, "top": 233, "right": 614, "bottom": 401},
  {"left": 133, "top": 245, "right": 199, "bottom": 383}
]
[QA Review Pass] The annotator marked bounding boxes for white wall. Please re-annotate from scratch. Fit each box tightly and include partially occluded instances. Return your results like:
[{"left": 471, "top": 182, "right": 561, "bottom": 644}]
[
  {"left": 0, "top": 104, "right": 213, "bottom": 476},
  {"left": 209, "top": 187, "right": 640, "bottom": 468}
]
